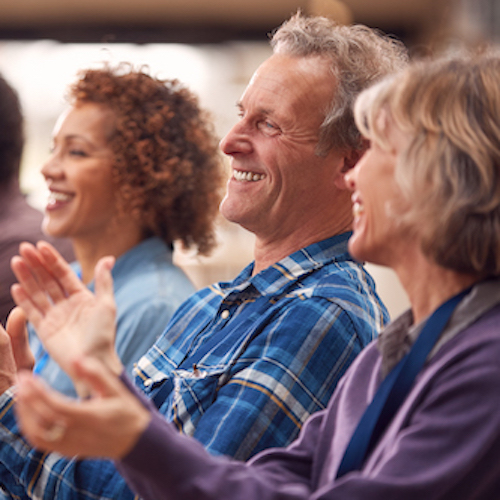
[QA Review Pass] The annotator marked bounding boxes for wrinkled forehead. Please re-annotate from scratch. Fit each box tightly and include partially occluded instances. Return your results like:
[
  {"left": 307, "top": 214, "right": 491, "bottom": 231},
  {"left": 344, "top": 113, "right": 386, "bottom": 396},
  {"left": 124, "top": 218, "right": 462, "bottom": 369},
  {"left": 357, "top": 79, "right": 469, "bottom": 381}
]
[{"left": 244, "top": 53, "right": 335, "bottom": 115}]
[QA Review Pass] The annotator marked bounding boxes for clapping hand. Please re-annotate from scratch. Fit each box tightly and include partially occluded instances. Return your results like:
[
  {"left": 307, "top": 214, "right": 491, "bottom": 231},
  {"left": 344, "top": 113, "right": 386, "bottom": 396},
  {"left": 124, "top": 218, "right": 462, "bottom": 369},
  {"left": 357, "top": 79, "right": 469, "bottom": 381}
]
[
  {"left": 15, "top": 356, "right": 150, "bottom": 458},
  {"left": 10, "top": 241, "right": 123, "bottom": 396}
]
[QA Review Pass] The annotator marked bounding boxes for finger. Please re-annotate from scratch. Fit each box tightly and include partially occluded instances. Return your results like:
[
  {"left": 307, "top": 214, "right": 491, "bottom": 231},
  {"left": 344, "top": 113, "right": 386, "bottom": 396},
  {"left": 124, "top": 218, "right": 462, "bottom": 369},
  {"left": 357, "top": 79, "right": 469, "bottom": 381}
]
[
  {"left": 17, "top": 364, "right": 149, "bottom": 459},
  {"left": 15, "top": 372, "right": 71, "bottom": 450},
  {"left": 17, "top": 242, "right": 70, "bottom": 304},
  {"left": 72, "top": 356, "right": 123, "bottom": 399},
  {"left": 10, "top": 282, "right": 45, "bottom": 330},
  {"left": 16, "top": 371, "right": 63, "bottom": 419},
  {"left": 71, "top": 357, "right": 151, "bottom": 458},
  {"left": 6, "top": 307, "right": 35, "bottom": 371},
  {"left": 0, "top": 326, "right": 17, "bottom": 390},
  {"left": 10, "top": 255, "right": 54, "bottom": 316},
  {"left": 37, "top": 241, "right": 84, "bottom": 296},
  {"left": 87, "top": 257, "right": 123, "bottom": 376}
]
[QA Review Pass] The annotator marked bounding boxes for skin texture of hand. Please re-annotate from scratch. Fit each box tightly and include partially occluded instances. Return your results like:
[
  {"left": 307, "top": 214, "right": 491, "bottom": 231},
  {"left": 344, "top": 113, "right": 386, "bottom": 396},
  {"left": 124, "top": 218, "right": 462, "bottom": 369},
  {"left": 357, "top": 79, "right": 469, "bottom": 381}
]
[
  {"left": 15, "top": 357, "right": 151, "bottom": 459},
  {"left": 10, "top": 241, "right": 124, "bottom": 396},
  {"left": 0, "top": 326, "right": 17, "bottom": 393},
  {"left": 0, "top": 307, "right": 34, "bottom": 394},
  {"left": 6, "top": 306, "right": 35, "bottom": 372}
]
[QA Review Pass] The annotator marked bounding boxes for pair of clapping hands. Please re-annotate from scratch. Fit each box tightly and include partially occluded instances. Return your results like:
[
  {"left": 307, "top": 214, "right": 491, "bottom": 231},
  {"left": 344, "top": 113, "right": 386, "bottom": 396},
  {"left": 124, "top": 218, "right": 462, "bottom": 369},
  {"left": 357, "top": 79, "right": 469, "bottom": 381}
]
[{"left": 0, "top": 242, "right": 150, "bottom": 459}]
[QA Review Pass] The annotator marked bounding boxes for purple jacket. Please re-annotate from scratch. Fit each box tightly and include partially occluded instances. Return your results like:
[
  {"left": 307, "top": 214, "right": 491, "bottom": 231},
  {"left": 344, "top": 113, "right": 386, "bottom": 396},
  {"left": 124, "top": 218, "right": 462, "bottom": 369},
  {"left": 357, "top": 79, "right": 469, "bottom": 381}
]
[{"left": 117, "top": 279, "right": 500, "bottom": 500}]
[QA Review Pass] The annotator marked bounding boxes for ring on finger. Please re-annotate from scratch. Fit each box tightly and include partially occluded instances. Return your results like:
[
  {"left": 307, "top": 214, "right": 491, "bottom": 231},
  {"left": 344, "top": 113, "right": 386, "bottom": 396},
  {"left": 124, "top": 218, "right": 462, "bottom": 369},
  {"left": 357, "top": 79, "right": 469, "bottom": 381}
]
[{"left": 43, "top": 422, "right": 67, "bottom": 442}]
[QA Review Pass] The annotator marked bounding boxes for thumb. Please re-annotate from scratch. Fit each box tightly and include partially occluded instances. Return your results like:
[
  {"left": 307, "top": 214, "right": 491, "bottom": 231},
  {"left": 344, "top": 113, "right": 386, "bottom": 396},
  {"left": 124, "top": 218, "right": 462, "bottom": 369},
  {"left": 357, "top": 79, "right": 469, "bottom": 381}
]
[
  {"left": 94, "top": 256, "right": 115, "bottom": 303},
  {"left": 72, "top": 356, "right": 125, "bottom": 399},
  {"left": 6, "top": 307, "right": 35, "bottom": 371}
]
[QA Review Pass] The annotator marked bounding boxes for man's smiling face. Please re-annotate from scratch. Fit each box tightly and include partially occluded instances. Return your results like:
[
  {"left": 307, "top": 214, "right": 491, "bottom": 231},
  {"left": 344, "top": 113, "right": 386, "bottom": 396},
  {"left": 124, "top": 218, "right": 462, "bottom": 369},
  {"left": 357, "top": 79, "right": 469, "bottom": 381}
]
[{"left": 219, "top": 53, "right": 341, "bottom": 241}]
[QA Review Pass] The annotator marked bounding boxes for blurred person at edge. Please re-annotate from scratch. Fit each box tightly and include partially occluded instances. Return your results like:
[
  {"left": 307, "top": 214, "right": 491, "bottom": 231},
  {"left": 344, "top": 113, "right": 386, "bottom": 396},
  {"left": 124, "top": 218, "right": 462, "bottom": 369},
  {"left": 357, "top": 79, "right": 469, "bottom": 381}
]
[
  {"left": 0, "top": 73, "right": 73, "bottom": 327},
  {"left": 0, "top": 12, "right": 406, "bottom": 500},
  {"left": 13, "top": 52, "right": 500, "bottom": 500},
  {"left": 25, "top": 65, "right": 223, "bottom": 397}
]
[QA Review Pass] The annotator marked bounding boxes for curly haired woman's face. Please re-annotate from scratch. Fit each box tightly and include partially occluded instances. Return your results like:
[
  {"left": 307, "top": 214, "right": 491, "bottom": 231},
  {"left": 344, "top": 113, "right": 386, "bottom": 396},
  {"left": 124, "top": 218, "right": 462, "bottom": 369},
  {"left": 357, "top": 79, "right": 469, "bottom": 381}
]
[{"left": 41, "top": 103, "right": 122, "bottom": 243}]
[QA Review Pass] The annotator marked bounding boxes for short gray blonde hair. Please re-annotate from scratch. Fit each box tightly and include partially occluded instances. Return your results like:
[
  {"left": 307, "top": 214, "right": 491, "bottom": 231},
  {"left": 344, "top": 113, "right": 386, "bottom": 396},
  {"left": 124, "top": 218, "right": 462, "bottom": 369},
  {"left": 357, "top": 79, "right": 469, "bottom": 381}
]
[
  {"left": 354, "top": 52, "right": 500, "bottom": 277},
  {"left": 271, "top": 11, "right": 408, "bottom": 155}
]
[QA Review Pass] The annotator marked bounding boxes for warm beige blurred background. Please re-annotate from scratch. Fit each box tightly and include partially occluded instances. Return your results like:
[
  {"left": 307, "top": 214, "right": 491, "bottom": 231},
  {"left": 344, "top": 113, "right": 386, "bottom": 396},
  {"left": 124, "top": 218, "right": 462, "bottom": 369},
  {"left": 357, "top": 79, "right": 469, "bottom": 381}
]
[{"left": 0, "top": 0, "right": 498, "bottom": 318}]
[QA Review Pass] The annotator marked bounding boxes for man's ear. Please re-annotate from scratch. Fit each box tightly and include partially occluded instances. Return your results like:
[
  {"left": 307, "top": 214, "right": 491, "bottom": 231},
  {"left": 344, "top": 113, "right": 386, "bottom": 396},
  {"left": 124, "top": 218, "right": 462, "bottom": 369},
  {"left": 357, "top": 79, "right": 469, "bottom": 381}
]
[{"left": 334, "top": 145, "right": 366, "bottom": 189}]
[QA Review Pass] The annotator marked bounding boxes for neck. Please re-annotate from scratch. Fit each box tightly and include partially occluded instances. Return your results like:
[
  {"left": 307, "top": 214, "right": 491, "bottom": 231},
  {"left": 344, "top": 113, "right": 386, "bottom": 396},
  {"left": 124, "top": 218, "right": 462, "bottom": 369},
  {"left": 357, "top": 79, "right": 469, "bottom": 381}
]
[
  {"left": 72, "top": 225, "right": 144, "bottom": 284},
  {"left": 394, "top": 250, "right": 479, "bottom": 324},
  {"left": 252, "top": 208, "right": 352, "bottom": 276}
]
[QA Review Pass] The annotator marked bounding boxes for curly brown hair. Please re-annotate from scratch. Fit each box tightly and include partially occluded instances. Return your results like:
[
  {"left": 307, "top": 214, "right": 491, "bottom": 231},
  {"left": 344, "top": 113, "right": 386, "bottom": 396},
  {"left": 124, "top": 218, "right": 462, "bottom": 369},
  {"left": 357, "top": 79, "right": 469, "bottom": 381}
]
[{"left": 67, "top": 64, "right": 224, "bottom": 255}]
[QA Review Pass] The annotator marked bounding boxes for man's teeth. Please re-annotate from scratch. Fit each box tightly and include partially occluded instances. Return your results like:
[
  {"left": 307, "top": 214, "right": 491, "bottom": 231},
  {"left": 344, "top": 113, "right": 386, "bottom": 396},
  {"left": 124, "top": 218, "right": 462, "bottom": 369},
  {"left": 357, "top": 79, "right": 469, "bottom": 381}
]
[
  {"left": 233, "top": 170, "right": 265, "bottom": 182},
  {"left": 352, "top": 202, "right": 365, "bottom": 217},
  {"left": 48, "top": 192, "right": 72, "bottom": 203}
]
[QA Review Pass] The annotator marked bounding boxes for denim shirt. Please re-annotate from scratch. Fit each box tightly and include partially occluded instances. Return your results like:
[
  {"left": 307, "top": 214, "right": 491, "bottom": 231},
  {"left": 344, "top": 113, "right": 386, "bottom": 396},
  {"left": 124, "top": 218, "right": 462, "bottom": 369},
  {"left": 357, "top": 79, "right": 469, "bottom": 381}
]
[{"left": 135, "top": 232, "right": 389, "bottom": 459}]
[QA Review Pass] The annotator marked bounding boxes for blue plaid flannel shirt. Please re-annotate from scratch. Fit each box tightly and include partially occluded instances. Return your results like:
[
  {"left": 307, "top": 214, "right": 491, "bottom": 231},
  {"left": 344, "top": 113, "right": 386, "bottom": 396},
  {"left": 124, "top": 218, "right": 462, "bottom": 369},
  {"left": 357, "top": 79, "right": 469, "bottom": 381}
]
[{"left": 0, "top": 232, "right": 388, "bottom": 499}]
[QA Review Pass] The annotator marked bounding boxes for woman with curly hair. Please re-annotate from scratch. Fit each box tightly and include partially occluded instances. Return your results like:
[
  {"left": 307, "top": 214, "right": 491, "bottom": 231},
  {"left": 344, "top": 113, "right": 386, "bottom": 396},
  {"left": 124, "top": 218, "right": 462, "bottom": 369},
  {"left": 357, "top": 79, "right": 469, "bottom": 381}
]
[{"left": 28, "top": 65, "right": 224, "bottom": 397}]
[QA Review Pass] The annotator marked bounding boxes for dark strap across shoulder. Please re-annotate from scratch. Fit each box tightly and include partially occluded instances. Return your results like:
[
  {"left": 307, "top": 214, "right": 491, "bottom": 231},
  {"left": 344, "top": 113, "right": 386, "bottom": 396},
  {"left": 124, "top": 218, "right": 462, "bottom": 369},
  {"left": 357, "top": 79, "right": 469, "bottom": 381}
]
[{"left": 336, "top": 286, "right": 472, "bottom": 478}]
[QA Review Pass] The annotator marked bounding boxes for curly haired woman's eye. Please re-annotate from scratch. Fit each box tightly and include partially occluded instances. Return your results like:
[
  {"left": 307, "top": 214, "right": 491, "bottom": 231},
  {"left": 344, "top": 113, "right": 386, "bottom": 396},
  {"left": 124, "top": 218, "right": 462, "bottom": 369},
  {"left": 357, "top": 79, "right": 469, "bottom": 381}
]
[{"left": 69, "top": 149, "right": 88, "bottom": 157}]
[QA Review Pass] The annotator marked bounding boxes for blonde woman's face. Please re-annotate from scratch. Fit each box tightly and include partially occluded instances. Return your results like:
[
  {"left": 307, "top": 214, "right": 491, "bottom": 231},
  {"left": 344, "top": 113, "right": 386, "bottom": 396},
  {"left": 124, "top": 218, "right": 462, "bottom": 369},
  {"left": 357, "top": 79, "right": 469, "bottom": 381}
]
[
  {"left": 345, "top": 120, "right": 413, "bottom": 269},
  {"left": 40, "top": 103, "right": 119, "bottom": 243}
]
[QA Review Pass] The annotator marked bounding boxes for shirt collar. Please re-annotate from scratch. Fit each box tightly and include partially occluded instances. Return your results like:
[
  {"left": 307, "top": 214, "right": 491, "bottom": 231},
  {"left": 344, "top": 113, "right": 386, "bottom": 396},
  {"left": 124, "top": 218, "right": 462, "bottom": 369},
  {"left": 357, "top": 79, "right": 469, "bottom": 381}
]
[
  {"left": 221, "top": 232, "right": 353, "bottom": 297},
  {"left": 84, "top": 237, "right": 172, "bottom": 292}
]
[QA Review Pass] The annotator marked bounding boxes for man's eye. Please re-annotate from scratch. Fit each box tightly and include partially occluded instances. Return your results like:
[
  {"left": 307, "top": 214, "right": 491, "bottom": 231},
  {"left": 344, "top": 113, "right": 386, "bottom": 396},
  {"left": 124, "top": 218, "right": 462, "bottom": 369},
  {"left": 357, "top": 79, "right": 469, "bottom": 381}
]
[{"left": 258, "top": 120, "right": 281, "bottom": 136}]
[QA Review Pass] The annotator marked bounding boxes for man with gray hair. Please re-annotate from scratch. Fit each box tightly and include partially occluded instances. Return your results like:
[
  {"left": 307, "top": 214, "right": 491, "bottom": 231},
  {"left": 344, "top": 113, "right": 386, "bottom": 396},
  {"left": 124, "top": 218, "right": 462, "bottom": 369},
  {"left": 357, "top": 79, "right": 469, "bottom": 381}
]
[{"left": 0, "top": 11, "right": 406, "bottom": 499}]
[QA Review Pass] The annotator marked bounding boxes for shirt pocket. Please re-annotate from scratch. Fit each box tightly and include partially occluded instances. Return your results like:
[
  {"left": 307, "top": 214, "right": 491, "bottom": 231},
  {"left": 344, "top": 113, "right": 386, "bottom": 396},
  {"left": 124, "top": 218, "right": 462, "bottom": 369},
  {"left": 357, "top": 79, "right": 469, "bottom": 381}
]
[{"left": 158, "top": 366, "right": 228, "bottom": 435}]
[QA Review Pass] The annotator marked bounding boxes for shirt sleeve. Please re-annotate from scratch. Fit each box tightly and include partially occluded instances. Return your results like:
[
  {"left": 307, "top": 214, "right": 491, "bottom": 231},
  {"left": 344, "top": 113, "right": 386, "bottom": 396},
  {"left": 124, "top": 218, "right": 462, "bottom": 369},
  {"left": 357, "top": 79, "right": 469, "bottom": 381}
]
[{"left": 185, "top": 297, "right": 369, "bottom": 460}]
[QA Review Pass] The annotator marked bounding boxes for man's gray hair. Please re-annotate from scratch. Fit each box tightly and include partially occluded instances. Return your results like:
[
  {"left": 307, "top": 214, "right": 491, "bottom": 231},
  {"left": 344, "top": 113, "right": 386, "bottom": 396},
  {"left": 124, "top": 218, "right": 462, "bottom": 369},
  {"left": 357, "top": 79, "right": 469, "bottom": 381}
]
[{"left": 270, "top": 11, "right": 409, "bottom": 155}]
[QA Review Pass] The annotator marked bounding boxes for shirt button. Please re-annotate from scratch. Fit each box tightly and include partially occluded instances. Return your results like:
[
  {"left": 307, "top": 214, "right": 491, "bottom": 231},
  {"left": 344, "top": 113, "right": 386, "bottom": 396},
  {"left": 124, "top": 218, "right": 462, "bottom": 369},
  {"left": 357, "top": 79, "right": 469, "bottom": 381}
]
[
  {"left": 221, "top": 310, "right": 230, "bottom": 319},
  {"left": 144, "top": 379, "right": 153, "bottom": 387}
]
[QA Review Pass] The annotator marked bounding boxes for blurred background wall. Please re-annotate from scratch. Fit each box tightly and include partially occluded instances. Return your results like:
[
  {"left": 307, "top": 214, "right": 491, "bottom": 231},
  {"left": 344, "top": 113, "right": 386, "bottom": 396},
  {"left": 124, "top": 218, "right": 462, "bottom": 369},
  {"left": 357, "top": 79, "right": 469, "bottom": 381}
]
[{"left": 0, "top": 0, "right": 498, "bottom": 318}]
